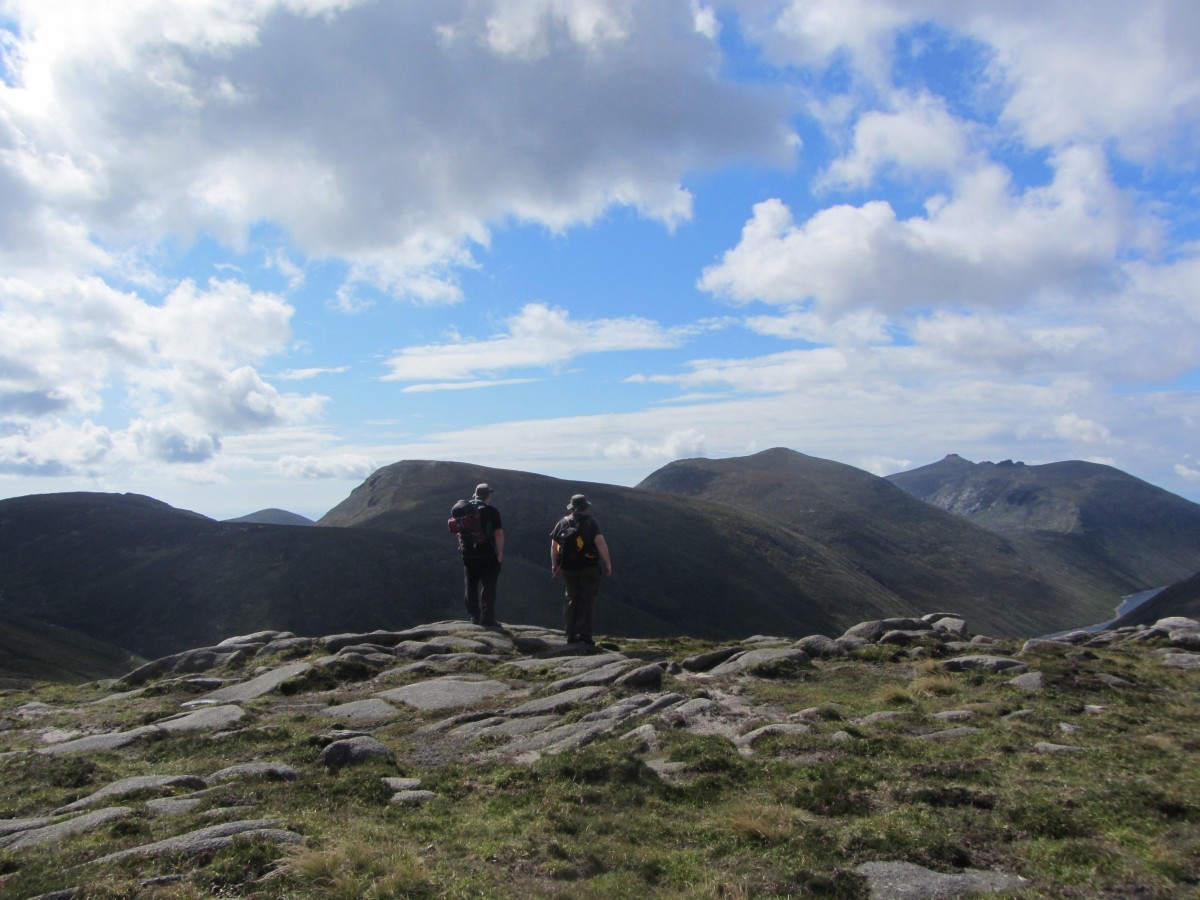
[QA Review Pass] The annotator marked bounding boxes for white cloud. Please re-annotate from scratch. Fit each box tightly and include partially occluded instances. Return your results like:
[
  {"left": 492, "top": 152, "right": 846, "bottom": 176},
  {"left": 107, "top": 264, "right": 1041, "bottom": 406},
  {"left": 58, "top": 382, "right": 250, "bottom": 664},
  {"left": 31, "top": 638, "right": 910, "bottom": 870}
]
[
  {"left": 401, "top": 378, "right": 540, "bottom": 394},
  {"left": 153, "top": 279, "right": 293, "bottom": 365},
  {"left": 475, "top": 0, "right": 631, "bottom": 60},
  {"left": 744, "top": 309, "right": 890, "bottom": 346},
  {"left": 278, "top": 452, "right": 377, "bottom": 480},
  {"left": 0, "top": 272, "right": 324, "bottom": 474},
  {"left": 743, "top": 0, "right": 1200, "bottom": 163},
  {"left": 699, "top": 146, "right": 1126, "bottom": 314},
  {"left": 130, "top": 415, "right": 222, "bottom": 464},
  {"left": 819, "top": 91, "right": 972, "bottom": 189},
  {"left": 0, "top": 418, "right": 115, "bottom": 476},
  {"left": 962, "top": 0, "right": 1200, "bottom": 160},
  {"left": 1053, "top": 412, "right": 1112, "bottom": 445},
  {"left": 748, "top": 0, "right": 907, "bottom": 87},
  {"left": 277, "top": 366, "right": 349, "bottom": 381},
  {"left": 629, "top": 347, "right": 851, "bottom": 395},
  {"left": 1, "top": 0, "right": 793, "bottom": 300},
  {"left": 594, "top": 428, "right": 706, "bottom": 462},
  {"left": 382, "top": 303, "right": 691, "bottom": 386},
  {"left": 860, "top": 455, "right": 912, "bottom": 477}
]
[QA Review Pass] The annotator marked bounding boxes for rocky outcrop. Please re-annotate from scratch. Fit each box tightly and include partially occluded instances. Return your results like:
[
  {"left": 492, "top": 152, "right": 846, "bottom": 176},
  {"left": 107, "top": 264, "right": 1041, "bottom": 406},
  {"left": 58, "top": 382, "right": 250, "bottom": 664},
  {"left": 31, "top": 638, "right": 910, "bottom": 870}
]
[{"left": 1, "top": 613, "right": 1197, "bottom": 898}]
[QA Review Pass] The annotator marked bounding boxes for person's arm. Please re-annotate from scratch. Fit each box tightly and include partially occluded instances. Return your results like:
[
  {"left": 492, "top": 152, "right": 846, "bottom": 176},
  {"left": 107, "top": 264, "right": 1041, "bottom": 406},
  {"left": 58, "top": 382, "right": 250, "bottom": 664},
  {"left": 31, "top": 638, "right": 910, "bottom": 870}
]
[
  {"left": 594, "top": 534, "right": 612, "bottom": 576},
  {"left": 549, "top": 539, "right": 561, "bottom": 576},
  {"left": 494, "top": 528, "right": 504, "bottom": 563}
]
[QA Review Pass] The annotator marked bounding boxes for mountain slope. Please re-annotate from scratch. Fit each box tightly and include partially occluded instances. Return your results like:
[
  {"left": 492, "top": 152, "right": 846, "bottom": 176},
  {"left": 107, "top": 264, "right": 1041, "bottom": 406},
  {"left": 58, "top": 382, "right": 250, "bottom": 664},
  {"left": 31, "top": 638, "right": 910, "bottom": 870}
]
[
  {"left": 887, "top": 455, "right": 1200, "bottom": 598},
  {"left": 0, "top": 608, "right": 136, "bottom": 689},
  {"left": 0, "top": 493, "right": 461, "bottom": 659},
  {"left": 1113, "top": 570, "right": 1200, "bottom": 626},
  {"left": 636, "top": 448, "right": 1114, "bottom": 636}
]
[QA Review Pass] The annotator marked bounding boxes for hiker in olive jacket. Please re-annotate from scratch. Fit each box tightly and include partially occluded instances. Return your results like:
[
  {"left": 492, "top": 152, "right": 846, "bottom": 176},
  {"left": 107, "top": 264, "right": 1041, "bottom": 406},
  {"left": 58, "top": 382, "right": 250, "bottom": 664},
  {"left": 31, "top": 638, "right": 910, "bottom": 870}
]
[{"left": 549, "top": 493, "right": 611, "bottom": 645}]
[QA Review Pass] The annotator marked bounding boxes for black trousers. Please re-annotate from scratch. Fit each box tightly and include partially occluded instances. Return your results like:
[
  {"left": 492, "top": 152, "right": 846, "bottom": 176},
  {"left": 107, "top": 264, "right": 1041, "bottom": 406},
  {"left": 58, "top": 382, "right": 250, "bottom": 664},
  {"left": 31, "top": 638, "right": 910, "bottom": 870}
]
[
  {"left": 562, "top": 565, "right": 602, "bottom": 641},
  {"left": 464, "top": 560, "right": 501, "bottom": 625}
]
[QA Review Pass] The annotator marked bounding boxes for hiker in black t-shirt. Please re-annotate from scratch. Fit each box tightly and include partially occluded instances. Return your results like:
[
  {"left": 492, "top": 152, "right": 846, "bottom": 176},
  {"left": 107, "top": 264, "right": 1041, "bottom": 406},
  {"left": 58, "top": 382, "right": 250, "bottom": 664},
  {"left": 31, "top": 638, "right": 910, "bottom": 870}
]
[
  {"left": 462, "top": 483, "right": 504, "bottom": 626},
  {"left": 549, "top": 493, "right": 612, "bottom": 644}
]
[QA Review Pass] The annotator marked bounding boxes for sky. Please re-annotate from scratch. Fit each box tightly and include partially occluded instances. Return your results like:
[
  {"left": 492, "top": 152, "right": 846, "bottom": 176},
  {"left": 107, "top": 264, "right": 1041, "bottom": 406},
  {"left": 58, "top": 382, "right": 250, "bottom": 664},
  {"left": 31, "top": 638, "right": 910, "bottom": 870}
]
[{"left": 2, "top": 0, "right": 1199, "bottom": 521}]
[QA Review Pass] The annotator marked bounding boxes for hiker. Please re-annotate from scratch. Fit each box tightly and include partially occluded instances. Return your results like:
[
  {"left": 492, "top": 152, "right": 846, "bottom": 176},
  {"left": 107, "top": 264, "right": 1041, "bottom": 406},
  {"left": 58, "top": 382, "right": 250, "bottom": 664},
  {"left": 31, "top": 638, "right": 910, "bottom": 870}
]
[
  {"left": 459, "top": 483, "right": 504, "bottom": 626},
  {"left": 549, "top": 493, "right": 612, "bottom": 645}
]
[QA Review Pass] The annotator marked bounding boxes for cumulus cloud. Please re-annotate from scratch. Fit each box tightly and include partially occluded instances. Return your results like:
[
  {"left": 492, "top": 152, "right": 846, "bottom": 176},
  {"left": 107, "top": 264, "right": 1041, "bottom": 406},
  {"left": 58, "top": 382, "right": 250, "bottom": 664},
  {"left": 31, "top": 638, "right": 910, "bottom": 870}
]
[
  {"left": 819, "top": 91, "right": 973, "bottom": 189},
  {"left": 131, "top": 416, "right": 222, "bottom": 464},
  {"left": 1, "top": 0, "right": 792, "bottom": 300},
  {"left": 0, "top": 272, "right": 323, "bottom": 473},
  {"left": 700, "top": 146, "right": 1126, "bottom": 314},
  {"left": 741, "top": 0, "right": 1200, "bottom": 162},
  {"left": 0, "top": 418, "right": 115, "bottom": 477}
]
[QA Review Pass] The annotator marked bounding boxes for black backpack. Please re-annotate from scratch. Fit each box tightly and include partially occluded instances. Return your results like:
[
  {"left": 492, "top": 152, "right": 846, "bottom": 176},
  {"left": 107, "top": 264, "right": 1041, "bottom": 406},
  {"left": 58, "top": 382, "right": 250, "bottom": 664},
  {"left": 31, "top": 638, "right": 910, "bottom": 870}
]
[
  {"left": 553, "top": 514, "right": 597, "bottom": 568},
  {"left": 448, "top": 499, "right": 490, "bottom": 552}
]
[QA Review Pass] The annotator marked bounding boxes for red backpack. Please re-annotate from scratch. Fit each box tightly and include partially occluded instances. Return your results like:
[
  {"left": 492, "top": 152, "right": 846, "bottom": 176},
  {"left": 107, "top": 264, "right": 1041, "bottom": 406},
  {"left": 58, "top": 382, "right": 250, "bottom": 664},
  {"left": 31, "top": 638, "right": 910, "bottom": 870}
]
[{"left": 448, "top": 499, "right": 489, "bottom": 551}]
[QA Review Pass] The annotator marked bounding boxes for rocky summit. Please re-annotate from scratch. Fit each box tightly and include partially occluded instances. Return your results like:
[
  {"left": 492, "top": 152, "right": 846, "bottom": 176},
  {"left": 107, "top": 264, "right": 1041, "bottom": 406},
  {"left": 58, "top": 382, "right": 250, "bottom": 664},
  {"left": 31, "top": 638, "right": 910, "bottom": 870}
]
[{"left": 1, "top": 614, "right": 1198, "bottom": 898}]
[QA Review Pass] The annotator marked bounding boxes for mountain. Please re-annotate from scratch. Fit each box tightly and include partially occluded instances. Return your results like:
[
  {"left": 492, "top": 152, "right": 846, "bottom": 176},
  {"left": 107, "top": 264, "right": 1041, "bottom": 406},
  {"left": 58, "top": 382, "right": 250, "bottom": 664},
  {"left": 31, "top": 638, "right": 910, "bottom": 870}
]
[
  {"left": 318, "top": 459, "right": 914, "bottom": 641},
  {"left": 0, "top": 492, "right": 461, "bottom": 662},
  {"left": 223, "top": 509, "right": 315, "bottom": 526},
  {"left": 7, "top": 449, "right": 1193, "bottom": 681},
  {"left": 886, "top": 455, "right": 1200, "bottom": 601},
  {"left": 636, "top": 448, "right": 1117, "bottom": 637}
]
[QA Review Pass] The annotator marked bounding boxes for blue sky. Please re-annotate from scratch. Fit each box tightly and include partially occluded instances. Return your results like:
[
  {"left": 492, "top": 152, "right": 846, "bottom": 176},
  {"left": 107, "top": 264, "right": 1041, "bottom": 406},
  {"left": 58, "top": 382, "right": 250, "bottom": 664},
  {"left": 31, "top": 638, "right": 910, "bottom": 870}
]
[{"left": 2, "top": 0, "right": 1199, "bottom": 520}]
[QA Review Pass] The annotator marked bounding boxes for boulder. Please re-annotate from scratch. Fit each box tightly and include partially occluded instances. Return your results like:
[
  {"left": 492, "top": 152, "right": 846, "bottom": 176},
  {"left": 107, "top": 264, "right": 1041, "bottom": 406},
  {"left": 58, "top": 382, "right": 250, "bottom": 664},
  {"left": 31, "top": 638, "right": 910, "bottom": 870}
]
[
  {"left": 52, "top": 775, "right": 207, "bottom": 814},
  {"left": 320, "top": 736, "right": 394, "bottom": 770},
  {"left": 679, "top": 647, "right": 742, "bottom": 672},
  {"left": 794, "top": 635, "right": 847, "bottom": 658},
  {"left": 207, "top": 762, "right": 298, "bottom": 783},
  {"left": 615, "top": 664, "right": 665, "bottom": 690},
  {"left": 194, "top": 663, "right": 311, "bottom": 704},
  {"left": 709, "top": 648, "right": 810, "bottom": 676},
  {"left": 0, "top": 807, "right": 134, "bottom": 851},
  {"left": 857, "top": 860, "right": 1025, "bottom": 898},
  {"left": 843, "top": 618, "right": 931, "bottom": 643},
  {"left": 93, "top": 819, "right": 302, "bottom": 863},
  {"left": 377, "top": 676, "right": 514, "bottom": 711},
  {"left": 319, "top": 698, "right": 401, "bottom": 727},
  {"left": 941, "top": 656, "right": 1028, "bottom": 674},
  {"left": 734, "top": 723, "right": 811, "bottom": 747}
]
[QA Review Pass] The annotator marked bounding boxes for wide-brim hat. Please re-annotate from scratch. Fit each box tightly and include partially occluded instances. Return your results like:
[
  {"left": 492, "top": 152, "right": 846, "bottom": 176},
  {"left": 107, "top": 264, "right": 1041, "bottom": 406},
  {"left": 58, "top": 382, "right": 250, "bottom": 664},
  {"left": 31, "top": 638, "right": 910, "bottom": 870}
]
[
  {"left": 567, "top": 493, "right": 590, "bottom": 511},
  {"left": 474, "top": 483, "right": 492, "bottom": 498}
]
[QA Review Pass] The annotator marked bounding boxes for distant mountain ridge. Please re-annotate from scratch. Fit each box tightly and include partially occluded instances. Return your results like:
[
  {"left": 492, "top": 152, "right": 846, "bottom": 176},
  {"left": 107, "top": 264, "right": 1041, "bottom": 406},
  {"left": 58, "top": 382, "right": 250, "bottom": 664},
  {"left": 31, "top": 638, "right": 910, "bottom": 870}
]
[
  {"left": 223, "top": 509, "right": 315, "bottom": 527},
  {"left": 4, "top": 449, "right": 1200, "bottom": 684},
  {"left": 886, "top": 454, "right": 1200, "bottom": 600},
  {"left": 638, "top": 449, "right": 1113, "bottom": 637}
]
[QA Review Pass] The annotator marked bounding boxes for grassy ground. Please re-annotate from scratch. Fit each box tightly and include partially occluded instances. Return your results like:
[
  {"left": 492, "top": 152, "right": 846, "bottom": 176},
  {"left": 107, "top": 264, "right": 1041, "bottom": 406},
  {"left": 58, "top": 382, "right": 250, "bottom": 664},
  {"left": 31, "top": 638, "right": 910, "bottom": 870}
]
[{"left": 0, "top": 634, "right": 1197, "bottom": 898}]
